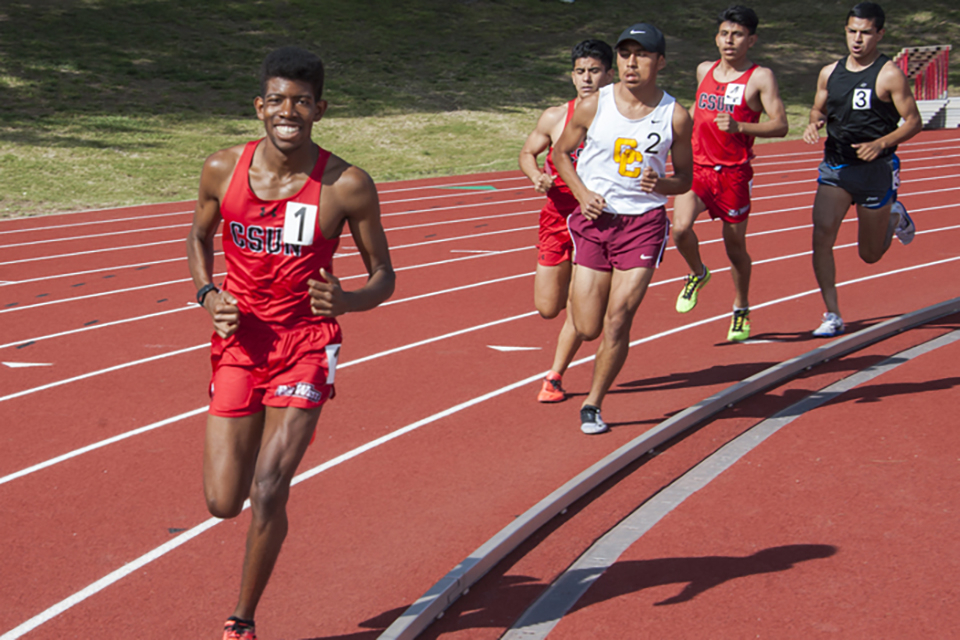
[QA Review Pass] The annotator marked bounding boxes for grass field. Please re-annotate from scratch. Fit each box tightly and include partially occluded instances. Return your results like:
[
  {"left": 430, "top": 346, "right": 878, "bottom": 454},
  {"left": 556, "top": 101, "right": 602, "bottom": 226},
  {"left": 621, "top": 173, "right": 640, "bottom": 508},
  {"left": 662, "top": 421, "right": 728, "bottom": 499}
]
[{"left": 1, "top": 0, "right": 957, "bottom": 216}]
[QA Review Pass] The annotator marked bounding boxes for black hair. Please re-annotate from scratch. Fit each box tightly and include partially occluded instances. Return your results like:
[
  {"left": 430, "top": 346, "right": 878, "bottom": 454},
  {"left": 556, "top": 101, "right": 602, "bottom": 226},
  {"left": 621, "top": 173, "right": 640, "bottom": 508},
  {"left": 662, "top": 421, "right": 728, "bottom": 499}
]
[
  {"left": 718, "top": 5, "right": 759, "bottom": 35},
  {"left": 847, "top": 2, "right": 885, "bottom": 30},
  {"left": 571, "top": 39, "right": 614, "bottom": 71},
  {"left": 259, "top": 47, "right": 325, "bottom": 100}
]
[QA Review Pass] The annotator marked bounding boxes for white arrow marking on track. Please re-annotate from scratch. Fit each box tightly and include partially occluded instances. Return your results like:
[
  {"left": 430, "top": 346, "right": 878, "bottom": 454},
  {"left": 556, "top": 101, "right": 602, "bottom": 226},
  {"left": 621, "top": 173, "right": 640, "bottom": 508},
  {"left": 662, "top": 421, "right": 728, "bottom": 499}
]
[
  {"left": 2, "top": 362, "right": 53, "bottom": 368},
  {"left": 487, "top": 345, "right": 542, "bottom": 352}
]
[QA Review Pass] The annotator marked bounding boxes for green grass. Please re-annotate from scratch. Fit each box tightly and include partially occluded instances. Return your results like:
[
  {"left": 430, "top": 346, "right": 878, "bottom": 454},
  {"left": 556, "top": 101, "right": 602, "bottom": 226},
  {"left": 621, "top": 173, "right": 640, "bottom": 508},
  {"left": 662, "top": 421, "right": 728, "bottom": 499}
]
[{"left": 1, "top": 0, "right": 958, "bottom": 216}]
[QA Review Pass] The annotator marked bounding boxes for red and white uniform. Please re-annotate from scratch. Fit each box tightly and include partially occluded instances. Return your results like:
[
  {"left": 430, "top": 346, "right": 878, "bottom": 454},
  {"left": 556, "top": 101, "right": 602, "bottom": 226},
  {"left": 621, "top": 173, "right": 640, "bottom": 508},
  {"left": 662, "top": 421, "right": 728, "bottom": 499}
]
[
  {"left": 210, "top": 139, "right": 342, "bottom": 417},
  {"left": 692, "top": 61, "right": 762, "bottom": 222},
  {"left": 538, "top": 100, "right": 582, "bottom": 266}
]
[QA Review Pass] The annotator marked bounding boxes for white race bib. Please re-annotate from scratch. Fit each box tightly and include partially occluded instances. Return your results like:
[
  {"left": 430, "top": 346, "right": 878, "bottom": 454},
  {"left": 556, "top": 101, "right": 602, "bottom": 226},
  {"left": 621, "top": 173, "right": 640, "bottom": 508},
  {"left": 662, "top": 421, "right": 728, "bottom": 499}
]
[
  {"left": 852, "top": 88, "right": 872, "bottom": 110},
  {"left": 282, "top": 201, "right": 318, "bottom": 246},
  {"left": 724, "top": 83, "right": 745, "bottom": 106}
]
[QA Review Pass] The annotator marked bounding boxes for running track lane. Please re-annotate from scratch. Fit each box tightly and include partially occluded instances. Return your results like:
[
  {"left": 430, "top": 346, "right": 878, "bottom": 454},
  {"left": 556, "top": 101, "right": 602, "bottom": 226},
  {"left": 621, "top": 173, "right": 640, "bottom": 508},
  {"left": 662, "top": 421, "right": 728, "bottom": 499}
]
[{"left": 0, "top": 131, "right": 958, "bottom": 639}]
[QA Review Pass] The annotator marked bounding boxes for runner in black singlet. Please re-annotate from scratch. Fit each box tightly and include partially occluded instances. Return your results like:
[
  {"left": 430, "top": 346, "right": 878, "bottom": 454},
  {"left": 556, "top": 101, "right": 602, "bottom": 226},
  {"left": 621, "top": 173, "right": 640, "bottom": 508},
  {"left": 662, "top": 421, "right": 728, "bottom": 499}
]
[{"left": 803, "top": 2, "right": 921, "bottom": 338}]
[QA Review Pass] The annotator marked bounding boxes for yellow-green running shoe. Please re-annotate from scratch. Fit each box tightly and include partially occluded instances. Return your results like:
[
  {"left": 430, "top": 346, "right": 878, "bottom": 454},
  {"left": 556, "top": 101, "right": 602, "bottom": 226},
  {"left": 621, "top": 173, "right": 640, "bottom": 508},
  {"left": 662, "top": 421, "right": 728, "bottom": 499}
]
[
  {"left": 676, "top": 266, "right": 711, "bottom": 313},
  {"left": 728, "top": 308, "right": 751, "bottom": 342}
]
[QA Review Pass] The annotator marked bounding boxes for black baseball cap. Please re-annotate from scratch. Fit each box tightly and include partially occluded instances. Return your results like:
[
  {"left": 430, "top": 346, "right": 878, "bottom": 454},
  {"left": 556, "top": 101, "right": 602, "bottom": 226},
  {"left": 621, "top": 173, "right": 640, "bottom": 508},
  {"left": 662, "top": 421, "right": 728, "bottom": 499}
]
[{"left": 616, "top": 23, "right": 666, "bottom": 56}]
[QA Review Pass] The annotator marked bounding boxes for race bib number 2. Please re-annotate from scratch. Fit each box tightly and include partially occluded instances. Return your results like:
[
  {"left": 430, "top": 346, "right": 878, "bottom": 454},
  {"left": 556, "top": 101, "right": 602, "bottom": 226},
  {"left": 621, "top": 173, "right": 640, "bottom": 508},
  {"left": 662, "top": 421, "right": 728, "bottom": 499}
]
[{"left": 282, "top": 202, "right": 318, "bottom": 246}]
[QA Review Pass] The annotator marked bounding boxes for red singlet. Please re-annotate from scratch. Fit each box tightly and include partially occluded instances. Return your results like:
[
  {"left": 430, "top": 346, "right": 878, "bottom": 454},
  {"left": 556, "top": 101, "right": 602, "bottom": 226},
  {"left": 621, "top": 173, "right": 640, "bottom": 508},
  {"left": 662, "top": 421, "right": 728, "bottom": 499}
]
[
  {"left": 543, "top": 99, "right": 583, "bottom": 211},
  {"left": 220, "top": 139, "right": 340, "bottom": 327},
  {"left": 692, "top": 61, "right": 762, "bottom": 166}
]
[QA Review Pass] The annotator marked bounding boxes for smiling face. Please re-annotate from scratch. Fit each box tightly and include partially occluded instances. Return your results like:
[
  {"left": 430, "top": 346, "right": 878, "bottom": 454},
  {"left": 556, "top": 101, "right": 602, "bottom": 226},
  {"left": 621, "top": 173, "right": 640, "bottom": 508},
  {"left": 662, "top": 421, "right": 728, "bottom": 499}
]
[
  {"left": 715, "top": 20, "right": 757, "bottom": 63},
  {"left": 616, "top": 41, "right": 665, "bottom": 88},
  {"left": 255, "top": 76, "right": 328, "bottom": 152},
  {"left": 571, "top": 56, "right": 615, "bottom": 100},
  {"left": 844, "top": 16, "right": 884, "bottom": 61}
]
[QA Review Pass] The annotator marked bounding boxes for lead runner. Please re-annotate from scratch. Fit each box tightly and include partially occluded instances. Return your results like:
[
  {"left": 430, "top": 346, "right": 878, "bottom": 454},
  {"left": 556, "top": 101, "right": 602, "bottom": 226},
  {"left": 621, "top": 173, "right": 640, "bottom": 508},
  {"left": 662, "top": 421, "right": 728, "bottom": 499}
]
[{"left": 186, "top": 47, "right": 395, "bottom": 639}]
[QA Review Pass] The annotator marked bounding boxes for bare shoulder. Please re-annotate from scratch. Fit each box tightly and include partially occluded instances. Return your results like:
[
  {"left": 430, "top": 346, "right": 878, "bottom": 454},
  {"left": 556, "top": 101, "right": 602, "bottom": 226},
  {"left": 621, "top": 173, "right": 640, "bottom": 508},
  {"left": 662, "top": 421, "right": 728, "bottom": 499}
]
[
  {"left": 202, "top": 143, "right": 244, "bottom": 179},
  {"left": 878, "top": 58, "right": 909, "bottom": 84},
  {"left": 539, "top": 103, "right": 568, "bottom": 128},
  {"left": 323, "top": 154, "right": 377, "bottom": 208},
  {"left": 820, "top": 60, "right": 839, "bottom": 80},
  {"left": 695, "top": 60, "right": 715, "bottom": 82}
]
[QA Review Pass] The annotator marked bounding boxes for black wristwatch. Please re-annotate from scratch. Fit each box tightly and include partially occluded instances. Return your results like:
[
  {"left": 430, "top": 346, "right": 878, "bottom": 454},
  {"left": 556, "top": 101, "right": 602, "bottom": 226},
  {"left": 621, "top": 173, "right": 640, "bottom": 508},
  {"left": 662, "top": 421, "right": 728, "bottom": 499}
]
[{"left": 196, "top": 283, "right": 219, "bottom": 305}]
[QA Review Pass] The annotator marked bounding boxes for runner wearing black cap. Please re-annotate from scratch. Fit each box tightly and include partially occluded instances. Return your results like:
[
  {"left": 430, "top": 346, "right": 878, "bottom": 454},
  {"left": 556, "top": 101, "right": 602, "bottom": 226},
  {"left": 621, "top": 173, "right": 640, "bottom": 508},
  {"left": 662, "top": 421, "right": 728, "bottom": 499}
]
[{"left": 552, "top": 22, "right": 693, "bottom": 434}]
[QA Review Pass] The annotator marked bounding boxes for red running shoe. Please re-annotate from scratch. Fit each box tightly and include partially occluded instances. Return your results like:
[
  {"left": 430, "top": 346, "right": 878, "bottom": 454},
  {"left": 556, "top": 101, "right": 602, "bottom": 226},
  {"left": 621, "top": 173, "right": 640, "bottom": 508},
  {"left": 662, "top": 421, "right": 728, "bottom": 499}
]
[
  {"left": 537, "top": 372, "right": 566, "bottom": 403},
  {"left": 223, "top": 617, "right": 256, "bottom": 640}
]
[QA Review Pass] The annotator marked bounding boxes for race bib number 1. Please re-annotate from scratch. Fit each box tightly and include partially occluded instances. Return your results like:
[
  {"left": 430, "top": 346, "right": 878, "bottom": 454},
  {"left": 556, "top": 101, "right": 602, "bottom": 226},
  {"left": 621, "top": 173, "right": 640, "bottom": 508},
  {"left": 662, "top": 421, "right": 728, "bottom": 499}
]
[{"left": 282, "top": 202, "right": 318, "bottom": 246}]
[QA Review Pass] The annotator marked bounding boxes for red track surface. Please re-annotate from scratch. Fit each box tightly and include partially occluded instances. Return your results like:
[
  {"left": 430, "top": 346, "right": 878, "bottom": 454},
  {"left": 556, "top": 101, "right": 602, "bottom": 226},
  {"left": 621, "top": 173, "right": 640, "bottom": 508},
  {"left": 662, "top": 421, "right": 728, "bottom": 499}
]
[{"left": 1, "top": 131, "right": 958, "bottom": 639}]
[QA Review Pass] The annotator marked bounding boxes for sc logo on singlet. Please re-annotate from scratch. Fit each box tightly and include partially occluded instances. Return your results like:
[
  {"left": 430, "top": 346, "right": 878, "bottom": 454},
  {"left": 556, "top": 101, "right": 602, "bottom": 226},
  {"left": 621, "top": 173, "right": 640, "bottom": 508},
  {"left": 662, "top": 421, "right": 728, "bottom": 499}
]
[{"left": 612, "top": 135, "right": 662, "bottom": 178}]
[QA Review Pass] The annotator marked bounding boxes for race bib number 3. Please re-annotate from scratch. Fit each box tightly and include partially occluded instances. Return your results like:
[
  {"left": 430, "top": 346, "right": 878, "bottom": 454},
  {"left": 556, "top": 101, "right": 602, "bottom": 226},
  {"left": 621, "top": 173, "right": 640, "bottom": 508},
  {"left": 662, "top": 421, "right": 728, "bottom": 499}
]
[
  {"left": 852, "top": 88, "right": 872, "bottom": 110},
  {"left": 282, "top": 202, "right": 318, "bottom": 246}
]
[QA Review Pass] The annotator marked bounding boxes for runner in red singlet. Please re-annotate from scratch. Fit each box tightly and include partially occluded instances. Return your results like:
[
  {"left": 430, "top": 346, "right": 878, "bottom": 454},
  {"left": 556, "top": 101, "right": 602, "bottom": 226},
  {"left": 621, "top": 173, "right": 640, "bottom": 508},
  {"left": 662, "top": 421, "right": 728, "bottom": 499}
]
[
  {"left": 518, "top": 39, "right": 614, "bottom": 403},
  {"left": 671, "top": 6, "right": 788, "bottom": 342},
  {"left": 186, "top": 47, "right": 394, "bottom": 640}
]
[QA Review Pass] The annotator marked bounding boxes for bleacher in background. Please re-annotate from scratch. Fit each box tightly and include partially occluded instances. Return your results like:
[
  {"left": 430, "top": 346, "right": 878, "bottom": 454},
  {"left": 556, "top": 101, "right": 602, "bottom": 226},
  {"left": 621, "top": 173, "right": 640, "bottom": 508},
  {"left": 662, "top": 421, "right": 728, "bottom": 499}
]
[{"left": 894, "top": 45, "right": 956, "bottom": 129}]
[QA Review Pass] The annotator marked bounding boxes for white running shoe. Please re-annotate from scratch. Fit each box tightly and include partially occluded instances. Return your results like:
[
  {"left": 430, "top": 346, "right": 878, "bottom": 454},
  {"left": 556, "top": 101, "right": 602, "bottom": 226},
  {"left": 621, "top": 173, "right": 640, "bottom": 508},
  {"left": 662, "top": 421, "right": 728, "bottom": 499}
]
[
  {"left": 892, "top": 200, "right": 915, "bottom": 245},
  {"left": 813, "top": 312, "right": 844, "bottom": 338},
  {"left": 580, "top": 405, "right": 608, "bottom": 435}
]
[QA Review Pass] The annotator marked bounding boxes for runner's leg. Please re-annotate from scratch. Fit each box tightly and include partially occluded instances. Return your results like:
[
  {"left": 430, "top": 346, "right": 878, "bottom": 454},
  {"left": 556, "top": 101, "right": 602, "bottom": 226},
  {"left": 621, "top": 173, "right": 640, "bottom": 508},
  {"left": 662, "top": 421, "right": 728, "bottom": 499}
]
[
  {"left": 232, "top": 405, "right": 322, "bottom": 621},
  {"left": 722, "top": 218, "right": 751, "bottom": 309},
  {"left": 582, "top": 266, "right": 656, "bottom": 410},
  {"left": 811, "top": 184, "right": 854, "bottom": 316},
  {"left": 855, "top": 200, "right": 897, "bottom": 264},
  {"left": 671, "top": 190, "right": 708, "bottom": 276},
  {"left": 203, "top": 412, "right": 265, "bottom": 519},
  {"left": 534, "top": 260, "right": 573, "bottom": 319}
]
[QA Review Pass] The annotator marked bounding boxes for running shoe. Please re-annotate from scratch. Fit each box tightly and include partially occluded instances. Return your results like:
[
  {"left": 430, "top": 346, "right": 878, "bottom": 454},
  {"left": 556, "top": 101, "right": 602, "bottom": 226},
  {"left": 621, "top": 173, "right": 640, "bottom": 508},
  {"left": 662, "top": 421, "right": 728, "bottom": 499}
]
[
  {"left": 676, "top": 266, "right": 711, "bottom": 313},
  {"left": 812, "top": 312, "right": 844, "bottom": 338},
  {"left": 223, "top": 617, "right": 256, "bottom": 640},
  {"left": 727, "top": 308, "right": 751, "bottom": 342},
  {"left": 892, "top": 200, "right": 915, "bottom": 245},
  {"left": 580, "top": 405, "right": 608, "bottom": 435},
  {"left": 537, "top": 372, "right": 566, "bottom": 403}
]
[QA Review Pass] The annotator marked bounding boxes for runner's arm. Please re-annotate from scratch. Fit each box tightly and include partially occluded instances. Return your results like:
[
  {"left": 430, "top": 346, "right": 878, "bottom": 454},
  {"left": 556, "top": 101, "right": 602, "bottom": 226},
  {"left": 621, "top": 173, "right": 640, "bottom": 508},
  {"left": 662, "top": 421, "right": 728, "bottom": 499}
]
[
  {"left": 851, "top": 62, "right": 922, "bottom": 161},
  {"left": 308, "top": 166, "right": 395, "bottom": 317},
  {"left": 186, "top": 149, "right": 241, "bottom": 337},
  {"left": 553, "top": 94, "right": 604, "bottom": 218},
  {"left": 642, "top": 101, "right": 693, "bottom": 195},
  {"left": 518, "top": 106, "right": 564, "bottom": 194},
  {"left": 803, "top": 63, "right": 835, "bottom": 144},
  {"left": 720, "top": 67, "right": 788, "bottom": 138}
]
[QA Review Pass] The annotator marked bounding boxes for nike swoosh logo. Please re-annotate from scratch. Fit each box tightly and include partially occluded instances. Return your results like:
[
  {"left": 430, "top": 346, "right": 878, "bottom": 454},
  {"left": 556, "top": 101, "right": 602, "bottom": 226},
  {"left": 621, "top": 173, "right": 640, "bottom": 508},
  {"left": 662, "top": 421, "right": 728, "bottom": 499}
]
[
  {"left": 641, "top": 254, "right": 654, "bottom": 260},
  {"left": 631, "top": 30, "right": 646, "bottom": 34}
]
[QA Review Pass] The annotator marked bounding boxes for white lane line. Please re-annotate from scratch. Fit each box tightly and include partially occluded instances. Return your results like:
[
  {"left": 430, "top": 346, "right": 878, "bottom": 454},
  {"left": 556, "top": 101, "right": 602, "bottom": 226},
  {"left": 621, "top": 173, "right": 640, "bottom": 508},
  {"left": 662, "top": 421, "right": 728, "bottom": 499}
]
[
  {"left": 5, "top": 255, "right": 959, "bottom": 640},
  {"left": 0, "top": 212, "right": 193, "bottom": 236},
  {"left": 0, "top": 305, "right": 196, "bottom": 351},
  {"left": 0, "top": 311, "right": 540, "bottom": 486},
  {"left": 2, "top": 362, "right": 52, "bottom": 368},
  {"left": 0, "top": 408, "right": 209, "bottom": 486},
  {"left": 0, "top": 239, "right": 184, "bottom": 266},
  {"left": 0, "top": 223, "right": 191, "bottom": 249},
  {"left": 0, "top": 273, "right": 541, "bottom": 403},
  {"left": 504, "top": 329, "right": 960, "bottom": 639},
  {"left": 0, "top": 255, "right": 215, "bottom": 287}
]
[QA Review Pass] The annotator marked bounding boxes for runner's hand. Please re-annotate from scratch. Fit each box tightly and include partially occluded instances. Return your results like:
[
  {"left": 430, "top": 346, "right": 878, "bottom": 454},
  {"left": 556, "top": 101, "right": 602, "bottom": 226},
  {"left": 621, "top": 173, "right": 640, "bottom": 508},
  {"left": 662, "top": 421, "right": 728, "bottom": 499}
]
[
  {"left": 533, "top": 172, "right": 555, "bottom": 194},
  {"left": 639, "top": 167, "right": 659, "bottom": 193},
  {"left": 714, "top": 112, "right": 739, "bottom": 134},
  {"left": 803, "top": 121, "right": 824, "bottom": 144},
  {"left": 851, "top": 140, "right": 884, "bottom": 162},
  {"left": 579, "top": 191, "right": 606, "bottom": 220},
  {"left": 208, "top": 290, "right": 240, "bottom": 338},
  {"left": 308, "top": 268, "right": 349, "bottom": 317}
]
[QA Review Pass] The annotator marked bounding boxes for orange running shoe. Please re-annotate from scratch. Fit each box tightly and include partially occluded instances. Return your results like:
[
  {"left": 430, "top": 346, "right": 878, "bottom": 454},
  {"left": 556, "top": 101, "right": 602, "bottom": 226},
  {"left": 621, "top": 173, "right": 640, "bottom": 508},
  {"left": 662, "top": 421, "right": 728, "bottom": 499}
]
[
  {"left": 223, "top": 617, "right": 256, "bottom": 640},
  {"left": 537, "top": 372, "right": 566, "bottom": 403}
]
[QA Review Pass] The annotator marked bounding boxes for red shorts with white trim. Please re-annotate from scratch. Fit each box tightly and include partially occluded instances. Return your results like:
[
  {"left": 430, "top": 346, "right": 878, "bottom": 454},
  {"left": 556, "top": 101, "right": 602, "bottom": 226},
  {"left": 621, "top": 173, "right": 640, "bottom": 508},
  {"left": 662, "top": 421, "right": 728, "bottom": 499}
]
[
  {"left": 568, "top": 206, "right": 669, "bottom": 272},
  {"left": 537, "top": 195, "right": 575, "bottom": 266},
  {"left": 692, "top": 163, "right": 754, "bottom": 224},
  {"left": 208, "top": 317, "right": 342, "bottom": 418}
]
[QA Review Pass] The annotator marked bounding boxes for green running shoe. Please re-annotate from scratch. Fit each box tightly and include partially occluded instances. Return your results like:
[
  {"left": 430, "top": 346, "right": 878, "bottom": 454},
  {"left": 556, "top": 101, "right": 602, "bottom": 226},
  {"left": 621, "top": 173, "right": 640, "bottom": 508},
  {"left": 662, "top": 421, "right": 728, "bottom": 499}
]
[
  {"left": 728, "top": 308, "right": 751, "bottom": 342},
  {"left": 676, "top": 266, "right": 711, "bottom": 313}
]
